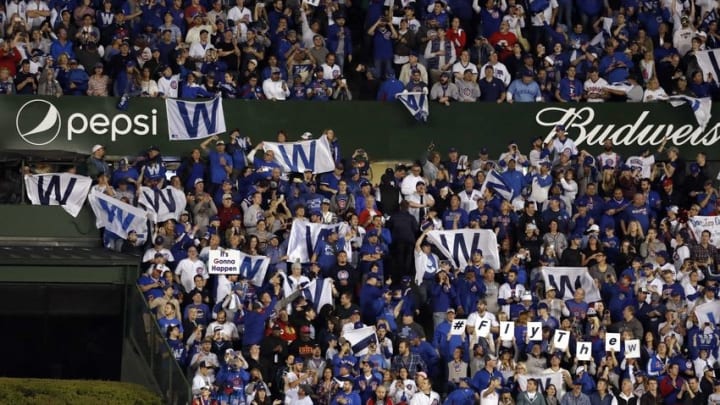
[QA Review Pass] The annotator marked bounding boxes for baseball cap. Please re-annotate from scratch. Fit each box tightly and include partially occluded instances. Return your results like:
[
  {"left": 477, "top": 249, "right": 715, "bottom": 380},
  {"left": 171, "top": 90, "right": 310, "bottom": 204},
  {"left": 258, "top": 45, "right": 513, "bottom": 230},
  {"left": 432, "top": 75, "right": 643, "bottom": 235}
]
[
  {"left": 194, "top": 178, "right": 204, "bottom": 185},
  {"left": 92, "top": 144, "right": 104, "bottom": 153}
]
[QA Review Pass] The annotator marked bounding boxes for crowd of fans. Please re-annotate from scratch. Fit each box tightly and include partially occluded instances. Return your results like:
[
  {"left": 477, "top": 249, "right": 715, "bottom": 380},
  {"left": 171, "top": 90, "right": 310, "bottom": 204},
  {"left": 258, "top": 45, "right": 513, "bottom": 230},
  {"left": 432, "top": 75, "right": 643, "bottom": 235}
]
[
  {"left": 76, "top": 122, "right": 720, "bottom": 405},
  {"left": 3, "top": 0, "right": 720, "bottom": 101}
]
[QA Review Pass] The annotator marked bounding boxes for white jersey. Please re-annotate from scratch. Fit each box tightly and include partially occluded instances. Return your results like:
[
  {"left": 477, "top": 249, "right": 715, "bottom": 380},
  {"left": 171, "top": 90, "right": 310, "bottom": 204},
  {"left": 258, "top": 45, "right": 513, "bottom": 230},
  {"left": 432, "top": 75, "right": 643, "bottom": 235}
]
[
  {"left": 158, "top": 75, "right": 180, "bottom": 98},
  {"left": 550, "top": 136, "right": 578, "bottom": 158},
  {"left": 584, "top": 77, "right": 608, "bottom": 102},
  {"left": 458, "top": 188, "right": 483, "bottom": 212},
  {"left": 143, "top": 247, "right": 174, "bottom": 263},
  {"left": 188, "top": 41, "right": 215, "bottom": 60},
  {"left": 625, "top": 155, "right": 655, "bottom": 180},
  {"left": 175, "top": 257, "right": 208, "bottom": 293},
  {"left": 414, "top": 250, "right": 439, "bottom": 285},
  {"left": 406, "top": 192, "right": 435, "bottom": 223},
  {"left": 498, "top": 282, "right": 526, "bottom": 316},
  {"left": 401, "top": 173, "right": 425, "bottom": 197},
  {"left": 321, "top": 63, "right": 342, "bottom": 80},
  {"left": 227, "top": 5, "right": 252, "bottom": 25},
  {"left": 642, "top": 87, "right": 669, "bottom": 102},
  {"left": 452, "top": 61, "right": 478, "bottom": 77},
  {"left": 479, "top": 389, "right": 499, "bottom": 405},
  {"left": 262, "top": 78, "right": 290, "bottom": 100},
  {"left": 389, "top": 379, "right": 418, "bottom": 403},
  {"left": 409, "top": 390, "right": 441, "bottom": 405},
  {"left": 481, "top": 62, "right": 511, "bottom": 86}
]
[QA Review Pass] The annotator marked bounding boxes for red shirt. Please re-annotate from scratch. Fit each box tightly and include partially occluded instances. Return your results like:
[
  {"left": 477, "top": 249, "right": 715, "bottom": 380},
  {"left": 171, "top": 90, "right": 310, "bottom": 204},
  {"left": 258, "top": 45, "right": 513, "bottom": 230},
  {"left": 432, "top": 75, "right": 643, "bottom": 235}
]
[
  {"left": 446, "top": 28, "right": 467, "bottom": 57},
  {"left": 488, "top": 31, "right": 518, "bottom": 62}
]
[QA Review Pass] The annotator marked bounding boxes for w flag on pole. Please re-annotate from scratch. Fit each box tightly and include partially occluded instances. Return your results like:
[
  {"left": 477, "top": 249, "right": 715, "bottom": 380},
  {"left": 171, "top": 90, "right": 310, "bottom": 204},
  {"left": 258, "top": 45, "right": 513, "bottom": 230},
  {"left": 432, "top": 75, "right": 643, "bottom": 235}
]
[
  {"left": 396, "top": 89, "right": 429, "bottom": 122},
  {"left": 166, "top": 96, "right": 226, "bottom": 140},
  {"left": 696, "top": 49, "right": 720, "bottom": 86},
  {"left": 301, "top": 278, "right": 334, "bottom": 312},
  {"left": 669, "top": 95, "right": 712, "bottom": 130},
  {"left": 479, "top": 170, "right": 513, "bottom": 201},
  {"left": 343, "top": 326, "right": 379, "bottom": 355}
]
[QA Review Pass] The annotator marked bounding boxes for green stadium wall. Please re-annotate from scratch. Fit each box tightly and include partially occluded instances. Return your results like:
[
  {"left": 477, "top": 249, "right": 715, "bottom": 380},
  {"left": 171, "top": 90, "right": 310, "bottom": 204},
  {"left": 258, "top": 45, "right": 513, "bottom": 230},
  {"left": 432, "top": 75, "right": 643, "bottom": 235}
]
[{"left": 5, "top": 96, "right": 719, "bottom": 161}]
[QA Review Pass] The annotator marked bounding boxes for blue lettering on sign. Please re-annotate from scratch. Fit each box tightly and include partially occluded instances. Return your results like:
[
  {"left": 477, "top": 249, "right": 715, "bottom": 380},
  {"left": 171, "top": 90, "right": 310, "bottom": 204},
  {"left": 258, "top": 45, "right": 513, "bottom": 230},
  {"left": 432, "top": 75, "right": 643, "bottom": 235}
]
[
  {"left": 142, "top": 188, "right": 177, "bottom": 213},
  {"left": 177, "top": 98, "right": 221, "bottom": 138},
  {"left": 535, "top": 377, "right": 553, "bottom": 392},
  {"left": 439, "top": 233, "right": 481, "bottom": 265},
  {"left": 37, "top": 175, "right": 76, "bottom": 205},
  {"left": 279, "top": 141, "right": 317, "bottom": 172},
  {"left": 239, "top": 256, "right": 265, "bottom": 281},
  {"left": 98, "top": 198, "right": 135, "bottom": 231},
  {"left": 545, "top": 274, "right": 583, "bottom": 298}
]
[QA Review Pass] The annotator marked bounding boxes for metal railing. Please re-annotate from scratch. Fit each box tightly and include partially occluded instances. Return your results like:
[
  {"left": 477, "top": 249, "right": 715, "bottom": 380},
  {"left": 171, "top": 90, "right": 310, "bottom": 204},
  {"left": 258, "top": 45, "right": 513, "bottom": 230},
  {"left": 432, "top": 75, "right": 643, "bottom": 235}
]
[{"left": 127, "top": 286, "right": 192, "bottom": 405}]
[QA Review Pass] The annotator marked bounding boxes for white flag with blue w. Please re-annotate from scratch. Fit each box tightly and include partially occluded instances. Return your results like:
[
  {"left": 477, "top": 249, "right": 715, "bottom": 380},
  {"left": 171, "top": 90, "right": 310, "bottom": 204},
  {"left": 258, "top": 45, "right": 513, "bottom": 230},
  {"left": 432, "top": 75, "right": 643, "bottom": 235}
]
[
  {"left": 87, "top": 189, "right": 148, "bottom": 242},
  {"left": 396, "top": 89, "right": 429, "bottom": 122},
  {"left": 695, "top": 300, "right": 720, "bottom": 327},
  {"left": 262, "top": 135, "right": 335, "bottom": 174},
  {"left": 300, "top": 277, "right": 334, "bottom": 312},
  {"left": 343, "top": 326, "right": 378, "bottom": 356},
  {"left": 479, "top": 169, "right": 513, "bottom": 201},
  {"left": 237, "top": 250, "right": 270, "bottom": 287},
  {"left": 669, "top": 95, "right": 712, "bottom": 130},
  {"left": 24, "top": 173, "right": 92, "bottom": 217},
  {"left": 166, "top": 96, "right": 226, "bottom": 140},
  {"left": 696, "top": 49, "right": 720, "bottom": 86}
]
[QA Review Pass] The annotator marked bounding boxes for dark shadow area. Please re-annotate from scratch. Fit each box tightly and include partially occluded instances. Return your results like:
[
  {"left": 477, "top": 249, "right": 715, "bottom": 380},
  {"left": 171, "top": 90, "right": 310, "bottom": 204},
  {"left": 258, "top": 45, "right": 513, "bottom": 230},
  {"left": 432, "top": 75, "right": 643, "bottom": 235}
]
[{"left": 0, "top": 284, "right": 124, "bottom": 380}]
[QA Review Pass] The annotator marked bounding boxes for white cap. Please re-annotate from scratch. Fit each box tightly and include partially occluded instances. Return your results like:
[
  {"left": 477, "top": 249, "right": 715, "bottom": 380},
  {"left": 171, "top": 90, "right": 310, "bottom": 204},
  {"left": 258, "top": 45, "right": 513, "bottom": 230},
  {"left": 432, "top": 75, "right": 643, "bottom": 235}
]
[
  {"left": 587, "top": 224, "right": 600, "bottom": 233},
  {"left": 301, "top": 132, "right": 313, "bottom": 140},
  {"left": 92, "top": 144, "right": 104, "bottom": 153}
]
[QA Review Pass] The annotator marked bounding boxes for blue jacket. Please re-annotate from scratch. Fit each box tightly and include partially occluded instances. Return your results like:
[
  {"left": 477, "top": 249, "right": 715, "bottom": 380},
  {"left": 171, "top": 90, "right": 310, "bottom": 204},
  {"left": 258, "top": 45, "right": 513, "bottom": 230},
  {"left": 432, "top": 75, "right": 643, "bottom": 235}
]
[{"left": 326, "top": 24, "right": 353, "bottom": 56}]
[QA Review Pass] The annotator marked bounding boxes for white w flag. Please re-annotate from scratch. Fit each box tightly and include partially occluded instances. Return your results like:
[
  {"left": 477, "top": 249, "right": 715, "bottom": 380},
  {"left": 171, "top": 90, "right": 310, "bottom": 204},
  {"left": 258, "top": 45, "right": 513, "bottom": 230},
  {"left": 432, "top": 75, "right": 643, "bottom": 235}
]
[
  {"left": 286, "top": 221, "right": 352, "bottom": 263},
  {"left": 24, "top": 173, "right": 92, "bottom": 217},
  {"left": 262, "top": 135, "right": 335, "bottom": 174},
  {"left": 695, "top": 300, "right": 720, "bottom": 326},
  {"left": 87, "top": 189, "right": 148, "bottom": 241},
  {"left": 138, "top": 186, "right": 187, "bottom": 222},
  {"left": 669, "top": 95, "right": 712, "bottom": 130},
  {"left": 237, "top": 250, "right": 271, "bottom": 287},
  {"left": 166, "top": 96, "right": 226, "bottom": 140},
  {"left": 695, "top": 49, "right": 720, "bottom": 85},
  {"left": 516, "top": 372, "right": 564, "bottom": 393},
  {"left": 426, "top": 229, "right": 500, "bottom": 270},
  {"left": 541, "top": 267, "right": 602, "bottom": 302},
  {"left": 343, "top": 326, "right": 379, "bottom": 356},
  {"left": 479, "top": 170, "right": 513, "bottom": 201},
  {"left": 396, "top": 89, "right": 429, "bottom": 122},
  {"left": 301, "top": 278, "right": 334, "bottom": 311}
]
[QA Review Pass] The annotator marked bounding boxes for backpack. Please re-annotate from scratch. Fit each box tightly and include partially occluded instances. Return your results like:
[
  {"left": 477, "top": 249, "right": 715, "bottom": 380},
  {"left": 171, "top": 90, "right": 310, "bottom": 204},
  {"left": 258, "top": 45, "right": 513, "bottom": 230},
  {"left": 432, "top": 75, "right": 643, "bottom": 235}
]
[{"left": 529, "top": 0, "right": 550, "bottom": 14}]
